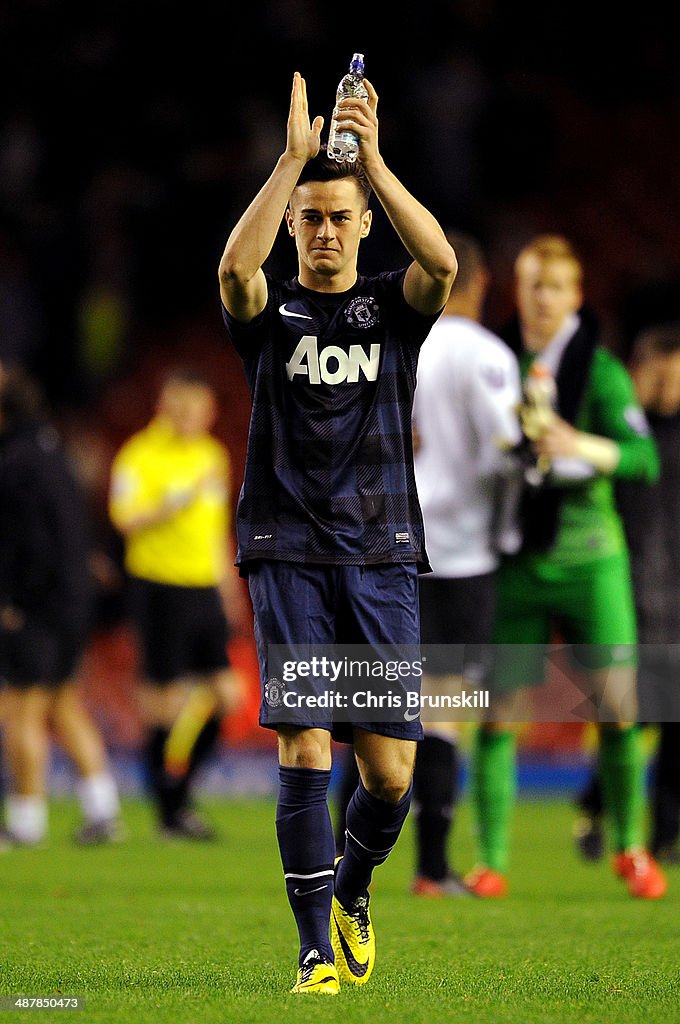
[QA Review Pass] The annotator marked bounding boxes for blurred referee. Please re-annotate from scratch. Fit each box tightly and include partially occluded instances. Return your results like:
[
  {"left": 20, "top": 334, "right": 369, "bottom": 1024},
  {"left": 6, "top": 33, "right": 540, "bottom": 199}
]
[{"left": 109, "top": 367, "right": 243, "bottom": 839}]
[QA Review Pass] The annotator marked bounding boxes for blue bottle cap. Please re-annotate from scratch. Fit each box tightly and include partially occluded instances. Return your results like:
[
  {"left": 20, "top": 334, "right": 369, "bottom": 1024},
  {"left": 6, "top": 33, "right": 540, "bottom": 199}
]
[{"left": 350, "top": 53, "right": 365, "bottom": 73}]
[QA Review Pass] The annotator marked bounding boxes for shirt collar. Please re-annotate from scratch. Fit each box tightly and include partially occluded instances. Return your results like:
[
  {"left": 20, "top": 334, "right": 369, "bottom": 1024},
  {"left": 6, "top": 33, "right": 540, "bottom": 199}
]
[{"left": 533, "top": 312, "right": 581, "bottom": 375}]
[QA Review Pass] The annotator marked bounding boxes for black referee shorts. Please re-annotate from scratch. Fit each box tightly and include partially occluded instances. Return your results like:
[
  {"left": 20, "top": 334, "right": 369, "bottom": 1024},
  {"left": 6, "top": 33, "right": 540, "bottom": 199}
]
[{"left": 128, "top": 577, "right": 230, "bottom": 685}]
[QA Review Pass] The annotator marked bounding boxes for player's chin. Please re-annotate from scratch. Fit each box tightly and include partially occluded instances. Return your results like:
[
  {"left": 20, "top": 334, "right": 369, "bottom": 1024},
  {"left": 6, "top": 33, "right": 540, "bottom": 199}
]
[{"left": 310, "top": 254, "right": 341, "bottom": 274}]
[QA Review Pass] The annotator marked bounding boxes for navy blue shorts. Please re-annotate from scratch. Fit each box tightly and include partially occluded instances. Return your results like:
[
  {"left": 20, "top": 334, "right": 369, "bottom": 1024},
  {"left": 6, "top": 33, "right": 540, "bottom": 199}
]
[{"left": 247, "top": 561, "right": 423, "bottom": 743}]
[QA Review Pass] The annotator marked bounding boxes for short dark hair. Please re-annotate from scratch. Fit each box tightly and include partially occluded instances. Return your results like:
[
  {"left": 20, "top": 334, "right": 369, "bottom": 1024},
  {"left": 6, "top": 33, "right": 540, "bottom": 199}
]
[
  {"left": 443, "top": 230, "right": 487, "bottom": 294},
  {"left": 292, "top": 155, "right": 372, "bottom": 210},
  {"left": 632, "top": 321, "right": 680, "bottom": 360}
]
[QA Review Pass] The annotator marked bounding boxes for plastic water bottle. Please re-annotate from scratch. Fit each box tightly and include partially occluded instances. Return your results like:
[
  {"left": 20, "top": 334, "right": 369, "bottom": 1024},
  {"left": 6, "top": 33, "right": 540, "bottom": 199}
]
[
  {"left": 327, "top": 53, "right": 368, "bottom": 163},
  {"left": 522, "top": 361, "right": 557, "bottom": 485}
]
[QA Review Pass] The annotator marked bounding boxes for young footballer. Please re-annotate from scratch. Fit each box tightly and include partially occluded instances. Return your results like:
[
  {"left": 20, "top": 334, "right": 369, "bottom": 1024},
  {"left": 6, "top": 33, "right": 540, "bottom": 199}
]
[{"left": 218, "top": 72, "right": 456, "bottom": 993}]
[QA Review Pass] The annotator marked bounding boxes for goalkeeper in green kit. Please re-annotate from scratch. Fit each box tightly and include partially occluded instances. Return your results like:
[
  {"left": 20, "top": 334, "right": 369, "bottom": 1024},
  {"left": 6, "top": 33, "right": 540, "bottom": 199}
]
[{"left": 464, "top": 235, "right": 667, "bottom": 900}]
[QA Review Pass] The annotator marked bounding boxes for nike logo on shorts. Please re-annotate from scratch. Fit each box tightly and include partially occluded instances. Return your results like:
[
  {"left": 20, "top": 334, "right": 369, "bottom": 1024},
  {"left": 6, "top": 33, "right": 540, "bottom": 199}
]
[{"left": 279, "top": 303, "right": 313, "bottom": 320}]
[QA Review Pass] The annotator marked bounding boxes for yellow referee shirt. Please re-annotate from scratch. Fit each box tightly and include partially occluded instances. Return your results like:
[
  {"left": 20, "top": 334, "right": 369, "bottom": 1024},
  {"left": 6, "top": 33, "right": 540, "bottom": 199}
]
[{"left": 109, "top": 416, "right": 231, "bottom": 587}]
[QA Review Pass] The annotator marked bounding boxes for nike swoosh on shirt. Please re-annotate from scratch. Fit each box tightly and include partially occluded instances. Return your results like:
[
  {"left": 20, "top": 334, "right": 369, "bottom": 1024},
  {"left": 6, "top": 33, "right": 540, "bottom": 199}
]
[
  {"left": 403, "top": 708, "right": 421, "bottom": 722},
  {"left": 279, "top": 303, "right": 313, "bottom": 319},
  {"left": 294, "top": 884, "right": 330, "bottom": 897},
  {"left": 333, "top": 911, "right": 370, "bottom": 977}
]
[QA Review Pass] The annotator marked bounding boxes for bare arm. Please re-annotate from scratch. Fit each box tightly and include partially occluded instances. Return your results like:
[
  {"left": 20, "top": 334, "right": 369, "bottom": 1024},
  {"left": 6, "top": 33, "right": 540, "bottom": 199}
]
[
  {"left": 533, "top": 415, "right": 621, "bottom": 474},
  {"left": 334, "top": 78, "right": 457, "bottom": 315},
  {"left": 218, "top": 72, "right": 324, "bottom": 323},
  {"left": 217, "top": 536, "right": 253, "bottom": 636},
  {"left": 109, "top": 474, "right": 209, "bottom": 537}
]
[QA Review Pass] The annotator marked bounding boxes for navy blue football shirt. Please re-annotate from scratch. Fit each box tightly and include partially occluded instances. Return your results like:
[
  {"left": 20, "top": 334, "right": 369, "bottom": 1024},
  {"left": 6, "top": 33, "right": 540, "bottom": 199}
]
[{"left": 222, "top": 268, "right": 440, "bottom": 572}]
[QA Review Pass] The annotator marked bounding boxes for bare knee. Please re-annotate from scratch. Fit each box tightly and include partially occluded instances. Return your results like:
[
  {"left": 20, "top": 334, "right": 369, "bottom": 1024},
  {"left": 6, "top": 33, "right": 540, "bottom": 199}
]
[
  {"left": 277, "top": 727, "right": 331, "bottom": 770},
  {"left": 360, "top": 751, "right": 415, "bottom": 804},
  {"left": 363, "top": 773, "right": 412, "bottom": 804},
  {"left": 354, "top": 732, "right": 415, "bottom": 803}
]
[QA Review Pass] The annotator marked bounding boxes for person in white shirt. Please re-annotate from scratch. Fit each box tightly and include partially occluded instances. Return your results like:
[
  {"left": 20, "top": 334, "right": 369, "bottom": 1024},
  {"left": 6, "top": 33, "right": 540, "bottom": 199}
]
[{"left": 410, "top": 230, "right": 522, "bottom": 897}]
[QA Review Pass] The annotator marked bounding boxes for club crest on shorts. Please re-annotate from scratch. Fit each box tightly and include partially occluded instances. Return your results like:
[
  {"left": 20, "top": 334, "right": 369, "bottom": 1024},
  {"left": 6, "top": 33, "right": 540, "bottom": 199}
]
[
  {"left": 264, "top": 677, "right": 286, "bottom": 708},
  {"left": 345, "top": 296, "right": 379, "bottom": 329}
]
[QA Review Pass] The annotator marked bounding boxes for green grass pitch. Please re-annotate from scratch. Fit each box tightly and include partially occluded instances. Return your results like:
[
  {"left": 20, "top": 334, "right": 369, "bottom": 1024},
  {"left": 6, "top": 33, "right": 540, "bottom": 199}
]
[{"left": 0, "top": 796, "right": 678, "bottom": 1024}]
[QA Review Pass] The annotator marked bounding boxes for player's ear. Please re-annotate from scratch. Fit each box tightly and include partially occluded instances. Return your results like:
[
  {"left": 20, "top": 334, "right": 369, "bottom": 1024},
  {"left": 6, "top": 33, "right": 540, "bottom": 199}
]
[
  {"left": 360, "top": 209, "right": 372, "bottom": 238},
  {"left": 285, "top": 207, "right": 295, "bottom": 237}
]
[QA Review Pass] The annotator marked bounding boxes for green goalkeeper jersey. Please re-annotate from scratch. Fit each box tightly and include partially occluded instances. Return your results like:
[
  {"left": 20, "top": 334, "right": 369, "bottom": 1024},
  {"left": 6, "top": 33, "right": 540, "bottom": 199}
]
[{"left": 519, "top": 347, "right": 659, "bottom": 568}]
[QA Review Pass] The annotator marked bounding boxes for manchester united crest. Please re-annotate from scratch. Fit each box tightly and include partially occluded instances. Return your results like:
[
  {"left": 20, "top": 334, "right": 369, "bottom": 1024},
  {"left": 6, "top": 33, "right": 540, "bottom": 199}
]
[
  {"left": 264, "top": 677, "right": 286, "bottom": 708},
  {"left": 346, "top": 296, "right": 380, "bottom": 329}
]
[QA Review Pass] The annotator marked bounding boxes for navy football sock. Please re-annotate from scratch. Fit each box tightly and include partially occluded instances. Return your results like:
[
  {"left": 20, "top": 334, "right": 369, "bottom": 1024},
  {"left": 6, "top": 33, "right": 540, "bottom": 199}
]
[
  {"left": 276, "top": 766, "right": 335, "bottom": 965},
  {"left": 333, "top": 750, "right": 361, "bottom": 855},
  {"left": 336, "top": 778, "right": 412, "bottom": 906}
]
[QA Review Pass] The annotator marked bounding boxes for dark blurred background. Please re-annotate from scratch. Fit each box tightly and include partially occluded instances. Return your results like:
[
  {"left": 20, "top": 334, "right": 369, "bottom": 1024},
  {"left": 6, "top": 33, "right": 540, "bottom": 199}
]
[
  {"left": 1, "top": 0, "right": 678, "bottom": 765},
  {"left": 2, "top": 0, "right": 679, "bottom": 411}
]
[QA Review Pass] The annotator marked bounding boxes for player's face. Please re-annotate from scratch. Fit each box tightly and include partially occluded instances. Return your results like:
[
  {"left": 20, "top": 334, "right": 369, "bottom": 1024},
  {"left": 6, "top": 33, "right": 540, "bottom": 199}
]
[
  {"left": 158, "top": 381, "right": 217, "bottom": 437},
  {"left": 634, "top": 351, "right": 680, "bottom": 417},
  {"left": 286, "top": 178, "right": 372, "bottom": 289},
  {"left": 515, "top": 254, "right": 583, "bottom": 351}
]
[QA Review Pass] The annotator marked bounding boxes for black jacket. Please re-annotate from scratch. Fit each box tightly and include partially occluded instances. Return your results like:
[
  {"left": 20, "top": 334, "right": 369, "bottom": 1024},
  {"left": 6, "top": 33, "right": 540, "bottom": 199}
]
[
  {"left": 0, "top": 421, "right": 92, "bottom": 628},
  {"left": 500, "top": 309, "right": 599, "bottom": 553}
]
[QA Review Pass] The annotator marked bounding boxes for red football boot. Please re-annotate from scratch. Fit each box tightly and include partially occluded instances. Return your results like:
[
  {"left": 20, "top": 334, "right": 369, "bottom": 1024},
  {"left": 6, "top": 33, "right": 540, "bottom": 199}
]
[
  {"left": 464, "top": 865, "right": 508, "bottom": 898},
  {"left": 613, "top": 849, "right": 667, "bottom": 899}
]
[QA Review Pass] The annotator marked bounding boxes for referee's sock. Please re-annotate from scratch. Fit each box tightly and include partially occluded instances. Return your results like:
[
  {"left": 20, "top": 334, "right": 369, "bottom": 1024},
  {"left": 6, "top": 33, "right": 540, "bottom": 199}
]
[
  {"left": 185, "top": 714, "right": 222, "bottom": 785},
  {"left": 335, "top": 778, "right": 412, "bottom": 907},
  {"left": 412, "top": 734, "right": 459, "bottom": 881},
  {"left": 164, "top": 684, "right": 218, "bottom": 779},
  {"left": 150, "top": 714, "right": 223, "bottom": 826},
  {"left": 276, "top": 766, "right": 335, "bottom": 966},
  {"left": 471, "top": 728, "right": 516, "bottom": 873},
  {"left": 147, "top": 727, "right": 186, "bottom": 825}
]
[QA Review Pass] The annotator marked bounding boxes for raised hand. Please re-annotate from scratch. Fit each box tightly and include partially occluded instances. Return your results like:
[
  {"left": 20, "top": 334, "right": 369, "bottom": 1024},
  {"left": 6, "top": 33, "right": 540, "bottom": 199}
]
[{"left": 286, "top": 72, "right": 324, "bottom": 164}]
